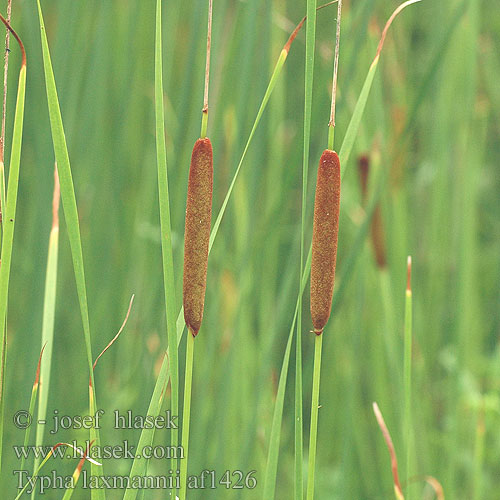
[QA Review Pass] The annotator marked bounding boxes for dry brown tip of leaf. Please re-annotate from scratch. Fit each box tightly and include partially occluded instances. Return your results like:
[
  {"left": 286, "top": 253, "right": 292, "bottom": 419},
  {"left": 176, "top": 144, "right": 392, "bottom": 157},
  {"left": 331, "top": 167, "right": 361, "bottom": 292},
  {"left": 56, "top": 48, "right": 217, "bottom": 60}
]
[
  {"left": 52, "top": 165, "right": 60, "bottom": 230},
  {"left": 407, "top": 256, "right": 412, "bottom": 292},
  {"left": 93, "top": 294, "right": 135, "bottom": 370},
  {"left": 75, "top": 439, "right": 95, "bottom": 475},
  {"left": 373, "top": 402, "right": 404, "bottom": 499},
  {"left": 283, "top": 1, "right": 338, "bottom": 54},
  {"left": 34, "top": 342, "right": 47, "bottom": 389},
  {"left": 310, "top": 149, "right": 341, "bottom": 335},
  {"left": 183, "top": 138, "right": 213, "bottom": 337},
  {"left": 374, "top": 0, "right": 421, "bottom": 63}
]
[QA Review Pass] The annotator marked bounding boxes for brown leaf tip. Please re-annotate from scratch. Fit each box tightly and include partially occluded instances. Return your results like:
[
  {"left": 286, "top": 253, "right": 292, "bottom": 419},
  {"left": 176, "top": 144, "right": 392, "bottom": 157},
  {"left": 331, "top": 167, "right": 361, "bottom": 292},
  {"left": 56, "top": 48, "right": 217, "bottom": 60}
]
[
  {"left": 406, "top": 255, "right": 412, "bottom": 292},
  {"left": 372, "top": 402, "right": 403, "bottom": 498}
]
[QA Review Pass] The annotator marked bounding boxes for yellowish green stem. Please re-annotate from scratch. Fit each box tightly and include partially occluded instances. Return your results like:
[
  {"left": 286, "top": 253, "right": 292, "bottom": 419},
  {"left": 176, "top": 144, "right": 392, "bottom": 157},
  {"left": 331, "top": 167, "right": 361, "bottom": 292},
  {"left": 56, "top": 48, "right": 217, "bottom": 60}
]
[
  {"left": 403, "top": 280, "right": 413, "bottom": 499},
  {"left": 179, "top": 330, "right": 195, "bottom": 500},
  {"left": 328, "top": 124, "right": 335, "bottom": 150},
  {"left": 306, "top": 333, "right": 323, "bottom": 500},
  {"left": 201, "top": 110, "right": 208, "bottom": 139}
]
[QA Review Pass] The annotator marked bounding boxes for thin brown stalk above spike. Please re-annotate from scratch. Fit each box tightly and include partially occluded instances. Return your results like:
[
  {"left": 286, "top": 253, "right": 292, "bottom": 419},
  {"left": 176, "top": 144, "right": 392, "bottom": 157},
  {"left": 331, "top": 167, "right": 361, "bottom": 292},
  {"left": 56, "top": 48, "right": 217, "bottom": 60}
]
[
  {"left": 183, "top": 138, "right": 213, "bottom": 337},
  {"left": 310, "top": 149, "right": 341, "bottom": 335}
]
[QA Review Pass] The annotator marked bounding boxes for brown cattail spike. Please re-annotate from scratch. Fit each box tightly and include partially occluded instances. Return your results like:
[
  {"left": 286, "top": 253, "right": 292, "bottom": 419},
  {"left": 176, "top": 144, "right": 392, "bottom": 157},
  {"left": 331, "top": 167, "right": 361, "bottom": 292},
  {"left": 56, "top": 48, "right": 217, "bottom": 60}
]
[
  {"left": 183, "top": 138, "right": 213, "bottom": 337},
  {"left": 310, "top": 149, "right": 341, "bottom": 335}
]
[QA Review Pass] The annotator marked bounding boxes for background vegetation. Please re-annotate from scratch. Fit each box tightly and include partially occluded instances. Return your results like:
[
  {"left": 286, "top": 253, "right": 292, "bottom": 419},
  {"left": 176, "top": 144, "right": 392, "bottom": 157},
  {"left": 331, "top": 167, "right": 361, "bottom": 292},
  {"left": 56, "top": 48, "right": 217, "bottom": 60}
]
[{"left": 1, "top": 0, "right": 499, "bottom": 498}]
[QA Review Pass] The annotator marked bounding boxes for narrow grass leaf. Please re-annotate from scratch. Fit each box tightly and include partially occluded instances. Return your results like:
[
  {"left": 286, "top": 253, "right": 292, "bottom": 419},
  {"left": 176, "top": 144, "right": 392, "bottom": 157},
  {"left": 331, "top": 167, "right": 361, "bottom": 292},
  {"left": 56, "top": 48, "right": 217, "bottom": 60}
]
[
  {"left": 36, "top": 2, "right": 103, "bottom": 497},
  {"left": 61, "top": 441, "right": 94, "bottom": 500},
  {"left": 33, "top": 167, "right": 60, "bottom": 499},
  {"left": 262, "top": 246, "right": 312, "bottom": 500},
  {"left": 0, "top": 14, "right": 26, "bottom": 474},
  {"left": 296, "top": 1, "right": 318, "bottom": 497},
  {"left": 14, "top": 442, "right": 101, "bottom": 500},
  {"left": 19, "top": 345, "right": 45, "bottom": 483},
  {"left": 155, "top": 0, "right": 179, "bottom": 483},
  {"left": 339, "top": 0, "right": 421, "bottom": 171}
]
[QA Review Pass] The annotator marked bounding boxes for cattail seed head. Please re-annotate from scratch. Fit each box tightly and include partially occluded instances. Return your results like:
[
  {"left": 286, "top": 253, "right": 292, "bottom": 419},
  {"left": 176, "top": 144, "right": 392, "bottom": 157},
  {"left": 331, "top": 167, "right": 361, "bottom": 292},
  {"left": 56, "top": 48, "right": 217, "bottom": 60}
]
[
  {"left": 183, "top": 138, "right": 213, "bottom": 337},
  {"left": 310, "top": 149, "right": 341, "bottom": 335}
]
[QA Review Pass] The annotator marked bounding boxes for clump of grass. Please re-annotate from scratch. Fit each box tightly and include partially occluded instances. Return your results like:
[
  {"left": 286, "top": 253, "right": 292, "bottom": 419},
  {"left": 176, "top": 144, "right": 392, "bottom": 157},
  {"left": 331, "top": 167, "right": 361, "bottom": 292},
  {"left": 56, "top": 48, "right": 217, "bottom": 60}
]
[
  {"left": 125, "top": 5, "right": 326, "bottom": 497},
  {"left": 35, "top": 1, "right": 106, "bottom": 494}
]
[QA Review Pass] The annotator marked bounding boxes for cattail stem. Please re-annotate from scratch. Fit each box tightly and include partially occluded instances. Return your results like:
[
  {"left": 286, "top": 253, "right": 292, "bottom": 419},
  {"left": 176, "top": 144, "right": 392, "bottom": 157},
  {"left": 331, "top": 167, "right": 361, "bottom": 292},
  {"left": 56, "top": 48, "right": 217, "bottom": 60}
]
[
  {"left": 327, "top": 124, "right": 335, "bottom": 150},
  {"left": 403, "top": 256, "right": 413, "bottom": 500},
  {"left": 179, "top": 330, "right": 195, "bottom": 500},
  {"left": 328, "top": 0, "right": 342, "bottom": 132},
  {"left": 306, "top": 333, "right": 323, "bottom": 500},
  {"left": 201, "top": 0, "right": 213, "bottom": 138},
  {"left": 201, "top": 110, "right": 208, "bottom": 139}
]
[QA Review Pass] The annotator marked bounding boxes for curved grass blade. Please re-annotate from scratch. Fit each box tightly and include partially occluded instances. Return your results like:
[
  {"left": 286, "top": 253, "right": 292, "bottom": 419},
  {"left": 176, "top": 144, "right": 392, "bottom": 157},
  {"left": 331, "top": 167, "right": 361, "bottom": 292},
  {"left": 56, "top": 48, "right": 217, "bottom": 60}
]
[
  {"left": 32, "top": 166, "right": 60, "bottom": 500},
  {"left": 0, "top": 13, "right": 26, "bottom": 475},
  {"left": 35, "top": 2, "right": 103, "bottom": 498},
  {"left": 373, "top": 402, "right": 405, "bottom": 500},
  {"left": 61, "top": 441, "right": 94, "bottom": 500},
  {"left": 339, "top": 0, "right": 422, "bottom": 171},
  {"left": 13, "top": 442, "right": 101, "bottom": 500}
]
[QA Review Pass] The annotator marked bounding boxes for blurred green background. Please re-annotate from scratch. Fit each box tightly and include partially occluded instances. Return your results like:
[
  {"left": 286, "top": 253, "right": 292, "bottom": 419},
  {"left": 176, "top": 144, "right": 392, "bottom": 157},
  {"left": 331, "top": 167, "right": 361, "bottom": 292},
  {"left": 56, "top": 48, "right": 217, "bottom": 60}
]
[{"left": 2, "top": 0, "right": 499, "bottom": 498}]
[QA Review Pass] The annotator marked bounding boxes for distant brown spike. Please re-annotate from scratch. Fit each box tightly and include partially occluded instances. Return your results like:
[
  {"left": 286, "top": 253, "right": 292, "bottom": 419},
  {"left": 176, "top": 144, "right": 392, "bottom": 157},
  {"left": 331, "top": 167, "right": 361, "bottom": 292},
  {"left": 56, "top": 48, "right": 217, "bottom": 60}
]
[
  {"left": 358, "top": 154, "right": 369, "bottom": 201},
  {"left": 371, "top": 205, "right": 386, "bottom": 268},
  {"left": 357, "top": 154, "right": 386, "bottom": 269},
  {"left": 183, "top": 138, "right": 213, "bottom": 337},
  {"left": 310, "top": 149, "right": 341, "bottom": 335}
]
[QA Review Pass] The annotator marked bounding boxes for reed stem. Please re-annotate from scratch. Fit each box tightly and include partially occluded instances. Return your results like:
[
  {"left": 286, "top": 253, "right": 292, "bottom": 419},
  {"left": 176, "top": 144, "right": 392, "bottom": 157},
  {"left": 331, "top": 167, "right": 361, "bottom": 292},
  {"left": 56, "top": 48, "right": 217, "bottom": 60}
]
[
  {"left": 403, "top": 256, "right": 413, "bottom": 500},
  {"left": 306, "top": 333, "right": 323, "bottom": 500},
  {"left": 179, "top": 331, "right": 195, "bottom": 500},
  {"left": 201, "top": 0, "right": 213, "bottom": 138}
]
